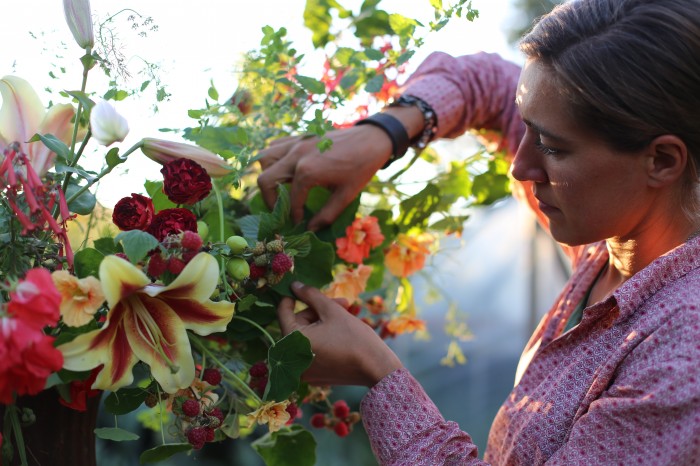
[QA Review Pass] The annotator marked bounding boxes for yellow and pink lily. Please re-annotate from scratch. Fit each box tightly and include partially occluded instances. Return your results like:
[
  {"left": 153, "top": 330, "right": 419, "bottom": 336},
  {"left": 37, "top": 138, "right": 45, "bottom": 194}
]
[
  {"left": 0, "top": 76, "right": 77, "bottom": 176},
  {"left": 59, "top": 253, "right": 235, "bottom": 393}
]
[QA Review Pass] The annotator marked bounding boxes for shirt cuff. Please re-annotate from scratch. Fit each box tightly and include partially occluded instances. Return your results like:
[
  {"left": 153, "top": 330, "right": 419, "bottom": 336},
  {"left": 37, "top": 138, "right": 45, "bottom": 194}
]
[{"left": 360, "top": 368, "right": 445, "bottom": 464}]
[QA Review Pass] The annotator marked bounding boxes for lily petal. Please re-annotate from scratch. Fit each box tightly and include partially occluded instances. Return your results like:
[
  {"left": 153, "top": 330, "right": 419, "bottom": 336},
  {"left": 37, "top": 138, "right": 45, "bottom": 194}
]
[
  {"left": 0, "top": 76, "right": 44, "bottom": 147},
  {"left": 124, "top": 295, "right": 195, "bottom": 393},
  {"left": 153, "top": 252, "right": 219, "bottom": 301},
  {"left": 31, "top": 103, "right": 77, "bottom": 175},
  {"left": 99, "top": 255, "right": 151, "bottom": 308}
]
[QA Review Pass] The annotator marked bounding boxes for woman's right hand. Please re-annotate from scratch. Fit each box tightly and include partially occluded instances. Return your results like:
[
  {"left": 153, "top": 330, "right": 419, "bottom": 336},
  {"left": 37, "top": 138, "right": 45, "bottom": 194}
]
[{"left": 256, "top": 125, "right": 392, "bottom": 231}]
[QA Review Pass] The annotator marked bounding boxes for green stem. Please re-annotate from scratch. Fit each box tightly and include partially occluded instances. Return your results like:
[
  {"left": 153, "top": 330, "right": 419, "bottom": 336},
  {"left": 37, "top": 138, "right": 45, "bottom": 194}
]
[
  {"left": 156, "top": 384, "right": 166, "bottom": 444},
  {"left": 8, "top": 405, "right": 28, "bottom": 466},
  {"left": 211, "top": 182, "right": 228, "bottom": 289},
  {"left": 388, "top": 150, "right": 422, "bottom": 183},
  {"left": 233, "top": 315, "right": 276, "bottom": 347},
  {"left": 64, "top": 141, "right": 143, "bottom": 206},
  {"left": 190, "top": 335, "right": 262, "bottom": 403}
]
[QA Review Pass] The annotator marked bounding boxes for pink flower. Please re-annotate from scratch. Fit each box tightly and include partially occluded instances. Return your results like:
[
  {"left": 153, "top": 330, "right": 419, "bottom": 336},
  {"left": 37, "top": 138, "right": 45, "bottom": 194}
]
[
  {"left": 335, "top": 216, "right": 384, "bottom": 264},
  {"left": 323, "top": 264, "right": 373, "bottom": 304},
  {"left": 8, "top": 268, "right": 62, "bottom": 331}
]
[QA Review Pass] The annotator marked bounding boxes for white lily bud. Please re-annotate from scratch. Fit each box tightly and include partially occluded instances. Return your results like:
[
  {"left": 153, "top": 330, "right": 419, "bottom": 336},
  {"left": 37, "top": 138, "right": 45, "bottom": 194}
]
[
  {"left": 90, "top": 100, "right": 129, "bottom": 146},
  {"left": 141, "top": 138, "right": 233, "bottom": 178},
  {"left": 63, "top": 0, "right": 95, "bottom": 49}
]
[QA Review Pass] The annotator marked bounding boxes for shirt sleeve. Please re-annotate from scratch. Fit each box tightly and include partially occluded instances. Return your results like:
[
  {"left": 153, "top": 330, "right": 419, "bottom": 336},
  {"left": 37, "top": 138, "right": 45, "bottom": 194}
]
[
  {"left": 399, "top": 51, "right": 524, "bottom": 156},
  {"left": 360, "top": 368, "right": 489, "bottom": 465}
]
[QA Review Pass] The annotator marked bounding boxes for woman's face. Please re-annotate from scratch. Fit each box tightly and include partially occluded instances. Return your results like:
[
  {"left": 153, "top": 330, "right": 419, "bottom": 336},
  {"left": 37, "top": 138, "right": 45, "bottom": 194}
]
[{"left": 511, "top": 59, "right": 653, "bottom": 246}]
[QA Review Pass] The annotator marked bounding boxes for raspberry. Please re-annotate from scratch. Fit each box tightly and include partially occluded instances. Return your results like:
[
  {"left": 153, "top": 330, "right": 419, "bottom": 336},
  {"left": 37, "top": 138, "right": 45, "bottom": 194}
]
[
  {"left": 181, "top": 230, "right": 203, "bottom": 251},
  {"left": 207, "top": 408, "right": 225, "bottom": 426},
  {"left": 202, "top": 368, "right": 222, "bottom": 386},
  {"left": 333, "top": 421, "right": 350, "bottom": 437},
  {"left": 167, "top": 256, "right": 186, "bottom": 274},
  {"left": 182, "top": 399, "right": 200, "bottom": 417},
  {"left": 249, "top": 361, "right": 268, "bottom": 378},
  {"left": 205, "top": 427, "right": 216, "bottom": 442},
  {"left": 310, "top": 413, "right": 327, "bottom": 429},
  {"left": 251, "top": 241, "right": 266, "bottom": 255},
  {"left": 249, "top": 263, "right": 267, "bottom": 280},
  {"left": 249, "top": 376, "right": 268, "bottom": 396},
  {"left": 144, "top": 393, "right": 159, "bottom": 408},
  {"left": 147, "top": 253, "right": 167, "bottom": 277},
  {"left": 265, "top": 271, "right": 283, "bottom": 285},
  {"left": 271, "top": 253, "right": 293, "bottom": 275},
  {"left": 285, "top": 403, "right": 298, "bottom": 422},
  {"left": 266, "top": 239, "right": 284, "bottom": 253},
  {"left": 186, "top": 426, "right": 207, "bottom": 449},
  {"left": 333, "top": 400, "right": 350, "bottom": 419},
  {"left": 347, "top": 304, "right": 362, "bottom": 316},
  {"left": 182, "top": 250, "right": 198, "bottom": 263}
]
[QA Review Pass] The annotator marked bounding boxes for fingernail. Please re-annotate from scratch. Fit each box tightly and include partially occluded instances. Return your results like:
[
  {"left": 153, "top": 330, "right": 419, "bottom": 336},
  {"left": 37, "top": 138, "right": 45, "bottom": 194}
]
[{"left": 291, "top": 281, "right": 303, "bottom": 290}]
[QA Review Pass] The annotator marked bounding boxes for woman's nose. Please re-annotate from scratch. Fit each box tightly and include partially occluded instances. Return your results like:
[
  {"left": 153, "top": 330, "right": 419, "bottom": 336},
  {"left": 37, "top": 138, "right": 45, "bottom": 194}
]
[{"left": 511, "top": 134, "right": 548, "bottom": 183}]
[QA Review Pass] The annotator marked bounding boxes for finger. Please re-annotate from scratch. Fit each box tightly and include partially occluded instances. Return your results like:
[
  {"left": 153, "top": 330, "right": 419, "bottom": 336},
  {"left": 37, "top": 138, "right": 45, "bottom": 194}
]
[
  {"left": 332, "top": 297, "right": 350, "bottom": 309},
  {"left": 290, "top": 282, "right": 342, "bottom": 319},
  {"left": 294, "top": 307, "right": 320, "bottom": 326},
  {"left": 257, "top": 141, "right": 292, "bottom": 170},
  {"left": 288, "top": 174, "right": 314, "bottom": 225},
  {"left": 307, "top": 187, "right": 357, "bottom": 232},
  {"left": 257, "top": 156, "right": 298, "bottom": 209},
  {"left": 277, "top": 296, "right": 299, "bottom": 335}
]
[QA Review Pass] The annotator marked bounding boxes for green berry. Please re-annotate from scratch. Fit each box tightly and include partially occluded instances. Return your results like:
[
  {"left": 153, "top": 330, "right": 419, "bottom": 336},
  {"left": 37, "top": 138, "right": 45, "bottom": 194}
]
[
  {"left": 196, "top": 221, "right": 209, "bottom": 242},
  {"left": 251, "top": 241, "right": 266, "bottom": 256},
  {"left": 266, "top": 239, "right": 284, "bottom": 253},
  {"left": 226, "top": 258, "right": 250, "bottom": 280},
  {"left": 226, "top": 235, "right": 248, "bottom": 254},
  {"left": 254, "top": 254, "right": 270, "bottom": 266}
]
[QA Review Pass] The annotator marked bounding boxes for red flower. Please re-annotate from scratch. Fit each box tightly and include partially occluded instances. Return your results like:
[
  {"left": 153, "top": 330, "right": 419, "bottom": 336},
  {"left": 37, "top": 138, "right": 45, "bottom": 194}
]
[
  {"left": 58, "top": 367, "right": 101, "bottom": 412},
  {"left": 112, "top": 193, "right": 154, "bottom": 231},
  {"left": 146, "top": 208, "right": 198, "bottom": 242},
  {"left": 8, "top": 268, "right": 61, "bottom": 331},
  {"left": 161, "top": 158, "right": 212, "bottom": 205},
  {"left": 0, "top": 319, "right": 64, "bottom": 404}
]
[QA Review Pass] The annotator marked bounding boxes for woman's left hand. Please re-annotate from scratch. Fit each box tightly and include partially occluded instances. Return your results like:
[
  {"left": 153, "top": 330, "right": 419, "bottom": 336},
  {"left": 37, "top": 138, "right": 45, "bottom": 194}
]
[{"left": 277, "top": 282, "right": 403, "bottom": 387}]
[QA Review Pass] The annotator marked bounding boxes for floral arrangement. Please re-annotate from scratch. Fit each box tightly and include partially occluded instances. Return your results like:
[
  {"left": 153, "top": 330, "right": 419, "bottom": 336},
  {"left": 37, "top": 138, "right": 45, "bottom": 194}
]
[{"left": 0, "top": 0, "right": 508, "bottom": 464}]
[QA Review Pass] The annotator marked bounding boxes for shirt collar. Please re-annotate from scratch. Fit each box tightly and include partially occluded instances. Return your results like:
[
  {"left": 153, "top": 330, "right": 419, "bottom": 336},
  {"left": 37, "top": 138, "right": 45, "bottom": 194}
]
[{"left": 612, "top": 235, "right": 700, "bottom": 321}]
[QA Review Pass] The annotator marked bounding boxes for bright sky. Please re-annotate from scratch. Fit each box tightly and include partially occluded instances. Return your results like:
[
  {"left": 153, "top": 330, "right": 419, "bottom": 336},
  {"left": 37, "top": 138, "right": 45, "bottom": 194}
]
[{"left": 1, "top": 0, "right": 522, "bottom": 207}]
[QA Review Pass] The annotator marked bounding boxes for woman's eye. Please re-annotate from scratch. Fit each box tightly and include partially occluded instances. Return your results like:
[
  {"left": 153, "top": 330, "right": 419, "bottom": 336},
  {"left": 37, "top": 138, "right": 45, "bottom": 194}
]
[{"left": 534, "top": 137, "right": 560, "bottom": 156}]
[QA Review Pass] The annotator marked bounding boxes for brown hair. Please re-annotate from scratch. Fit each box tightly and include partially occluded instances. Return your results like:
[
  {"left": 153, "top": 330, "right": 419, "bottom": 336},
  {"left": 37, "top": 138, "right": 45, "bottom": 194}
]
[{"left": 520, "top": 0, "right": 700, "bottom": 219}]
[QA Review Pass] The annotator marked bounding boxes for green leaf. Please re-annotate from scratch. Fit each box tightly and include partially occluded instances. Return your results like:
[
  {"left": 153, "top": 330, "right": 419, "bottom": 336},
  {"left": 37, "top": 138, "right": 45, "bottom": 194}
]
[
  {"left": 65, "top": 183, "right": 97, "bottom": 215},
  {"left": 139, "top": 443, "right": 192, "bottom": 464},
  {"left": 73, "top": 248, "right": 104, "bottom": 278},
  {"left": 65, "top": 90, "right": 95, "bottom": 115},
  {"left": 303, "top": 0, "right": 333, "bottom": 48},
  {"left": 114, "top": 230, "right": 159, "bottom": 264},
  {"left": 94, "top": 427, "right": 140, "bottom": 442},
  {"left": 271, "top": 233, "right": 334, "bottom": 296},
  {"left": 144, "top": 180, "right": 177, "bottom": 212},
  {"left": 32, "top": 133, "right": 73, "bottom": 164},
  {"left": 396, "top": 183, "right": 441, "bottom": 231},
  {"left": 252, "top": 425, "right": 316, "bottom": 466},
  {"left": 364, "top": 74, "right": 385, "bottom": 93},
  {"left": 140, "top": 80, "right": 151, "bottom": 91},
  {"left": 265, "top": 331, "right": 314, "bottom": 401},
  {"left": 94, "top": 237, "right": 121, "bottom": 255},
  {"left": 389, "top": 13, "right": 417, "bottom": 37},
  {"left": 295, "top": 75, "right": 325, "bottom": 95},
  {"left": 103, "top": 386, "right": 151, "bottom": 415},
  {"left": 208, "top": 82, "right": 219, "bottom": 101},
  {"left": 105, "top": 147, "right": 126, "bottom": 169},
  {"left": 363, "top": 47, "right": 384, "bottom": 61},
  {"left": 396, "top": 50, "right": 415, "bottom": 66}
]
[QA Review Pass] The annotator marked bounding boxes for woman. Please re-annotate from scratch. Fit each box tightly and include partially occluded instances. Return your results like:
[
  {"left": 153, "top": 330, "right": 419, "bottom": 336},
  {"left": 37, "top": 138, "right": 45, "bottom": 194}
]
[{"left": 260, "top": 0, "right": 700, "bottom": 463}]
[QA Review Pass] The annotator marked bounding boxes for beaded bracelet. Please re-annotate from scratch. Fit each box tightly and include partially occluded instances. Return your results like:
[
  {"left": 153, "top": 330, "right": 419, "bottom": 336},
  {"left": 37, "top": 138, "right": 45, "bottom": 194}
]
[{"left": 388, "top": 94, "right": 438, "bottom": 150}]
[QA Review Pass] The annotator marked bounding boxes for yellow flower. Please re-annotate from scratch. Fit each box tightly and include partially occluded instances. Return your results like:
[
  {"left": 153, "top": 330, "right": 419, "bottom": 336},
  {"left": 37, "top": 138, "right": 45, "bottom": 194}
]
[
  {"left": 59, "top": 253, "right": 235, "bottom": 393},
  {"left": 51, "top": 270, "right": 105, "bottom": 327},
  {"left": 384, "top": 233, "right": 435, "bottom": 278},
  {"left": 0, "top": 76, "right": 77, "bottom": 176},
  {"left": 247, "top": 400, "right": 291, "bottom": 433},
  {"left": 323, "top": 264, "right": 373, "bottom": 304}
]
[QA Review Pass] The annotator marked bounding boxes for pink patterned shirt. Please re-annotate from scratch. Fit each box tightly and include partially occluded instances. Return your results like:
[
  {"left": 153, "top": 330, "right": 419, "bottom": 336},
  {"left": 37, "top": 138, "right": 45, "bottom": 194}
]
[{"left": 360, "top": 52, "right": 700, "bottom": 465}]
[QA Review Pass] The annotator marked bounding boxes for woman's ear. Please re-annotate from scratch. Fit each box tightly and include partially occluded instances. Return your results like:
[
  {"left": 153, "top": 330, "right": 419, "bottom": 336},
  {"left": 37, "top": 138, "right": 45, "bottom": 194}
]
[{"left": 646, "top": 135, "right": 688, "bottom": 188}]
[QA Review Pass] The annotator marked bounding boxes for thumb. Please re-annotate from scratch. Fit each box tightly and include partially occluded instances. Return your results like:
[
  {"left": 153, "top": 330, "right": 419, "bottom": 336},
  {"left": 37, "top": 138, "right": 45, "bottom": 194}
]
[
  {"left": 290, "top": 282, "right": 337, "bottom": 318},
  {"left": 276, "top": 296, "right": 298, "bottom": 335}
]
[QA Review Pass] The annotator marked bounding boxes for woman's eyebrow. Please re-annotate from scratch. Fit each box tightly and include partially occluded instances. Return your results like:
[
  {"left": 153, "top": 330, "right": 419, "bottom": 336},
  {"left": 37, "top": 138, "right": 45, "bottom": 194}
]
[{"left": 522, "top": 118, "right": 569, "bottom": 143}]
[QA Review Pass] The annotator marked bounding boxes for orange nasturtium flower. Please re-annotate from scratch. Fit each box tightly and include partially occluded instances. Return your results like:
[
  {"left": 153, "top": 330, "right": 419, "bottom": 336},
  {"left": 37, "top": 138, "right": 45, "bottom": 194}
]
[
  {"left": 51, "top": 270, "right": 105, "bottom": 327},
  {"left": 323, "top": 264, "right": 373, "bottom": 304},
  {"left": 247, "top": 400, "right": 291, "bottom": 433},
  {"left": 384, "top": 233, "right": 434, "bottom": 278},
  {"left": 386, "top": 315, "right": 427, "bottom": 336},
  {"left": 59, "top": 253, "right": 235, "bottom": 393},
  {"left": 335, "top": 216, "right": 385, "bottom": 264}
]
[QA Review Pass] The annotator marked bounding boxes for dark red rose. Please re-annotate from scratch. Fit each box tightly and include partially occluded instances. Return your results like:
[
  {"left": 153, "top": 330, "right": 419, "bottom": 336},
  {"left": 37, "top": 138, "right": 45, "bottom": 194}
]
[
  {"left": 112, "top": 193, "right": 154, "bottom": 231},
  {"left": 161, "top": 158, "right": 212, "bottom": 205},
  {"left": 58, "top": 367, "right": 101, "bottom": 412},
  {"left": 147, "top": 208, "right": 198, "bottom": 241}
]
